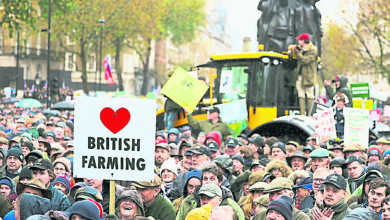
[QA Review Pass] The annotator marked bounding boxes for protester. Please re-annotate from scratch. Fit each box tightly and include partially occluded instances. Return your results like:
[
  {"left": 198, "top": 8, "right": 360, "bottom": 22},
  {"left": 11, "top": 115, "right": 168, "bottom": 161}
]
[{"left": 324, "top": 75, "right": 353, "bottom": 107}]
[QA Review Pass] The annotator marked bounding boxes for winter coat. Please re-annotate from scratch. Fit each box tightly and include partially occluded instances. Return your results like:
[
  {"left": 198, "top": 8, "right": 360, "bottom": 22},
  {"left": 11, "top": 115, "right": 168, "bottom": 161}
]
[
  {"left": 253, "top": 205, "right": 310, "bottom": 220},
  {"left": 308, "top": 199, "right": 350, "bottom": 220},
  {"left": 295, "top": 42, "right": 318, "bottom": 87},
  {"left": 187, "top": 113, "right": 234, "bottom": 142},
  {"left": 325, "top": 75, "right": 353, "bottom": 107},
  {"left": 0, "top": 165, "right": 22, "bottom": 179},
  {"left": 176, "top": 185, "right": 245, "bottom": 220},
  {"left": 145, "top": 194, "right": 176, "bottom": 220},
  {"left": 265, "top": 159, "right": 292, "bottom": 178},
  {"left": 48, "top": 185, "right": 72, "bottom": 211},
  {"left": 346, "top": 170, "right": 366, "bottom": 196},
  {"left": 19, "top": 193, "right": 51, "bottom": 220}
]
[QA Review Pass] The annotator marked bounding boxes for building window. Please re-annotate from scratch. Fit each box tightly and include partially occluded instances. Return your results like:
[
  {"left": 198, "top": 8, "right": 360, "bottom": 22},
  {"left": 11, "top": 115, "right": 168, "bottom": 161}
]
[{"left": 65, "top": 52, "right": 76, "bottom": 71}]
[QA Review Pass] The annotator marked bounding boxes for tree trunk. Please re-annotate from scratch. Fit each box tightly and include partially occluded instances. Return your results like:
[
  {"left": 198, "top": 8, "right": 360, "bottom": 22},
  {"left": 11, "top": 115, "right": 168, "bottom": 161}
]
[
  {"left": 80, "top": 43, "right": 89, "bottom": 94},
  {"left": 140, "top": 39, "right": 152, "bottom": 95},
  {"left": 115, "top": 37, "right": 124, "bottom": 91}
]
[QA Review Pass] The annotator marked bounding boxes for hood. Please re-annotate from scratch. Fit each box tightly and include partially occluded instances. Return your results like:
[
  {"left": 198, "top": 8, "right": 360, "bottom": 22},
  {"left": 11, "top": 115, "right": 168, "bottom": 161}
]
[
  {"left": 343, "top": 207, "right": 379, "bottom": 220},
  {"left": 183, "top": 169, "right": 202, "bottom": 197},
  {"left": 265, "top": 159, "right": 292, "bottom": 178},
  {"left": 20, "top": 193, "right": 51, "bottom": 220},
  {"left": 204, "top": 132, "right": 221, "bottom": 147},
  {"left": 168, "top": 128, "right": 180, "bottom": 144},
  {"left": 357, "top": 169, "right": 383, "bottom": 204},
  {"left": 0, "top": 176, "right": 16, "bottom": 195},
  {"left": 336, "top": 75, "right": 348, "bottom": 89}
]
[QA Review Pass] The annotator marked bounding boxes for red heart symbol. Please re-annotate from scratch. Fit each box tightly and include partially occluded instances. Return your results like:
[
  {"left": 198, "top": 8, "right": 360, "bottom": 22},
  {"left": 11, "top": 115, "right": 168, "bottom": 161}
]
[{"left": 100, "top": 107, "right": 131, "bottom": 134}]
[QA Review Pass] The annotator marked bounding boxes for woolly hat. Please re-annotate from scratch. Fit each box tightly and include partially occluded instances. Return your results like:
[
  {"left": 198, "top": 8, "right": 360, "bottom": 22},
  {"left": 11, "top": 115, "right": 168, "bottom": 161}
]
[
  {"left": 231, "top": 155, "right": 245, "bottom": 165},
  {"left": 53, "top": 175, "right": 73, "bottom": 194},
  {"left": 7, "top": 146, "right": 24, "bottom": 162},
  {"left": 186, "top": 204, "right": 212, "bottom": 220},
  {"left": 69, "top": 200, "right": 100, "bottom": 220},
  {"left": 383, "top": 150, "right": 390, "bottom": 158},
  {"left": 19, "top": 165, "right": 33, "bottom": 181},
  {"left": 53, "top": 157, "right": 71, "bottom": 173},
  {"left": 267, "top": 195, "right": 293, "bottom": 220},
  {"left": 159, "top": 158, "right": 178, "bottom": 176},
  {"left": 0, "top": 177, "right": 12, "bottom": 188}
]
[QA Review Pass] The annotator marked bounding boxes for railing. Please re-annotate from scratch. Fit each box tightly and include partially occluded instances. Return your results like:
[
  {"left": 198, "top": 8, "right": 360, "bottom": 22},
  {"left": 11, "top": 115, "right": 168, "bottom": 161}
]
[{"left": 0, "top": 46, "right": 65, "bottom": 62}]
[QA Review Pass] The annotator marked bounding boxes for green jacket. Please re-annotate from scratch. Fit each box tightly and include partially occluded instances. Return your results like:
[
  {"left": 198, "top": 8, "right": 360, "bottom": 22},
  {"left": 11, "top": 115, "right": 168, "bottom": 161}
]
[
  {"left": 253, "top": 206, "right": 310, "bottom": 220},
  {"left": 187, "top": 113, "right": 234, "bottom": 141},
  {"left": 145, "top": 194, "right": 176, "bottom": 220},
  {"left": 295, "top": 42, "right": 318, "bottom": 87},
  {"left": 307, "top": 199, "right": 350, "bottom": 220},
  {"left": 176, "top": 186, "right": 244, "bottom": 220}
]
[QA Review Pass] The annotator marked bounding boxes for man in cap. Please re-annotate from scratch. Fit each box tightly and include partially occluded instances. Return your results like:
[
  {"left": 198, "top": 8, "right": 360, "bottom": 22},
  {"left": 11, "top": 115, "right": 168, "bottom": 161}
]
[
  {"left": 189, "top": 146, "right": 212, "bottom": 169},
  {"left": 367, "top": 146, "right": 381, "bottom": 165},
  {"left": 266, "top": 195, "right": 293, "bottom": 220},
  {"left": 377, "top": 138, "right": 390, "bottom": 152},
  {"left": 343, "top": 144, "right": 365, "bottom": 159},
  {"left": 16, "top": 178, "right": 53, "bottom": 200},
  {"left": 225, "top": 138, "right": 239, "bottom": 157},
  {"left": 309, "top": 174, "right": 350, "bottom": 220},
  {"left": 309, "top": 148, "right": 329, "bottom": 173},
  {"left": 185, "top": 106, "right": 234, "bottom": 141},
  {"left": 231, "top": 155, "right": 245, "bottom": 177},
  {"left": 30, "top": 158, "right": 71, "bottom": 211},
  {"left": 271, "top": 142, "right": 287, "bottom": 161},
  {"left": 20, "top": 141, "right": 34, "bottom": 157},
  {"left": 207, "top": 141, "right": 221, "bottom": 160},
  {"left": 290, "top": 33, "right": 318, "bottom": 115},
  {"left": 286, "top": 151, "right": 307, "bottom": 171},
  {"left": 253, "top": 177, "right": 309, "bottom": 220},
  {"left": 0, "top": 137, "right": 9, "bottom": 150},
  {"left": 293, "top": 177, "right": 313, "bottom": 210},
  {"left": 250, "top": 158, "right": 270, "bottom": 172},
  {"left": 342, "top": 156, "right": 366, "bottom": 195},
  {"left": 198, "top": 183, "right": 223, "bottom": 208},
  {"left": 248, "top": 135, "right": 265, "bottom": 160},
  {"left": 154, "top": 142, "right": 170, "bottom": 172},
  {"left": 324, "top": 75, "right": 353, "bottom": 108},
  {"left": 286, "top": 141, "right": 299, "bottom": 157},
  {"left": 0, "top": 146, "right": 24, "bottom": 178},
  {"left": 45, "top": 131, "right": 56, "bottom": 143},
  {"left": 329, "top": 157, "right": 345, "bottom": 176},
  {"left": 327, "top": 139, "right": 344, "bottom": 158},
  {"left": 131, "top": 174, "right": 176, "bottom": 220}
]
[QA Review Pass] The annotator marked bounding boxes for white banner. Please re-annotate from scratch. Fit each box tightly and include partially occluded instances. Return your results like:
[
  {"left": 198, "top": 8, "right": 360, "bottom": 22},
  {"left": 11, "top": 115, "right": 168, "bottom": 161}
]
[{"left": 344, "top": 107, "right": 370, "bottom": 149}]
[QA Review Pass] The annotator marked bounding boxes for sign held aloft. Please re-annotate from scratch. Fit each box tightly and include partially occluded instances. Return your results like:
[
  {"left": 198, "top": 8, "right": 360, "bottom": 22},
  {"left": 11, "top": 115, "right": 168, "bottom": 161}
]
[
  {"left": 313, "top": 108, "right": 336, "bottom": 143},
  {"left": 161, "top": 67, "right": 209, "bottom": 113},
  {"left": 350, "top": 83, "right": 370, "bottom": 98},
  {"left": 74, "top": 97, "right": 156, "bottom": 181},
  {"left": 344, "top": 107, "right": 369, "bottom": 149}
]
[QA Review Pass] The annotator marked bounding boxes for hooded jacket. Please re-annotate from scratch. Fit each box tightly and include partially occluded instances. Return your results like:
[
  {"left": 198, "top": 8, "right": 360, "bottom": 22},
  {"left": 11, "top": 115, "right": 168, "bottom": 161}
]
[
  {"left": 19, "top": 193, "right": 51, "bottom": 220},
  {"left": 176, "top": 185, "right": 245, "bottom": 220},
  {"left": 348, "top": 169, "right": 383, "bottom": 207},
  {"left": 168, "top": 128, "right": 180, "bottom": 144},
  {"left": 325, "top": 75, "right": 353, "bottom": 107},
  {"left": 0, "top": 176, "right": 17, "bottom": 203},
  {"left": 172, "top": 169, "right": 202, "bottom": 212}
]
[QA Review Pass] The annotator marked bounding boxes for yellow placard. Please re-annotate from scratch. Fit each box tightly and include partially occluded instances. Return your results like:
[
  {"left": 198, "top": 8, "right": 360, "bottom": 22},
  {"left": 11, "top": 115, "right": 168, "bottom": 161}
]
[
  {"left": 352, "top": 99, "right": 373, "bottom": 110},
  {"left": 161, "top": 67, "right": 209, "bottom": 112}
]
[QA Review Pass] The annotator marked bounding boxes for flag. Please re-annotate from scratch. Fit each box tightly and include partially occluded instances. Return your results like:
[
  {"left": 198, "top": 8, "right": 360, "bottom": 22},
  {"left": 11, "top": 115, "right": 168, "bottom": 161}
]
[
  {"left": 23, "top": 80, "right": 27, "bottom": 91},
  {"left": 44, "top": 80, "right": 48, "bottom": 89},
  {"left": 103, "top": 55, "right": 115, "bottom": 85}
]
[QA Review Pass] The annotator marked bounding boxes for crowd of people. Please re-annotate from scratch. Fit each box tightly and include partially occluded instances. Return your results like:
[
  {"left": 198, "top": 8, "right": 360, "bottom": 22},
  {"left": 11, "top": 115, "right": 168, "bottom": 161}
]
[{"left": 0, "top": 97, "right": 390, "bottom": 220}]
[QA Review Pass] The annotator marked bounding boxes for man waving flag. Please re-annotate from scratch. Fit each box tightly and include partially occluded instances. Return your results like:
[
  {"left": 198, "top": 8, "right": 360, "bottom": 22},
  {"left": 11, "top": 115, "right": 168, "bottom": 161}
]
[{"left": 104, "top": 55, "right": 115, "bottom": 85}]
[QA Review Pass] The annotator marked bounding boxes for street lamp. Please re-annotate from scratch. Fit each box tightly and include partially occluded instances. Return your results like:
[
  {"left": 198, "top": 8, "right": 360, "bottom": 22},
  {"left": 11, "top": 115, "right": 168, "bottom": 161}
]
[{"left": 98, "top": 18, "right": 106, "bottom": 91}]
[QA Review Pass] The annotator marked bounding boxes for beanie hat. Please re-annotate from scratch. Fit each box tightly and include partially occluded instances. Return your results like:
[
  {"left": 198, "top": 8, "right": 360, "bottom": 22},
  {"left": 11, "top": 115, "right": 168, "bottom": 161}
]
[
  {"left": 383, "top": 150, "right": 390, "bottom": 158},
  {"left": 271, "top": 142, "right": 287, "bottom": 154},
  {"left": 0, "top": 178, "right": 12, "bottom": 188},
  {"left": 7, "top": 147, "right": 24, "bottom": 162},
  {"left": 186, "top": 204, "right": 212, "bottom": 220},
  {"left": 53, "top": 157, "right": 71, "bottom": 173},
  {"left": 19, "top": 165, "right": 33, "bottom": 180},
  {"left": 267, "top": 195, "right": 293, "bottom": 220},
  {"left": 69, "top": 200, "right": 100, "bottom": 220},
  {"left": 159, "top": 158, "right": 178, "bottom": 176},
  {"left": 231, "top": 155, "right": 245, "bottom": 165},
  {"left": 53, "top": 175, "right": 72, "bottom": 194},
  {"left": 21, "top": 141, "right": 34, "bottom": 151}
]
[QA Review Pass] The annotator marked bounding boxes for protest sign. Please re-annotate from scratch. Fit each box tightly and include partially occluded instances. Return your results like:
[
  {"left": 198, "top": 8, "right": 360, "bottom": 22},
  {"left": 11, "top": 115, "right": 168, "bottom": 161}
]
[
  {"left": 370, "top": 109, "right": 381, "bottom": 122},
  {"left": 344, "top": 107, "right": 369, "bottom": 149},
  {"left": 313, "top": 108, "right": 336, "bottom": 143},
  {"left": 350, "top": 83, "right": 370, "bottom": 98},
  {"left": 73, "top": 97, "right": 156, "bottom": 181},
  {"left": 161, "top": 67, "right": 209, "bottom": 113},
  {"left": 219, "top": 70, "right": 233, "bottom": 93}
]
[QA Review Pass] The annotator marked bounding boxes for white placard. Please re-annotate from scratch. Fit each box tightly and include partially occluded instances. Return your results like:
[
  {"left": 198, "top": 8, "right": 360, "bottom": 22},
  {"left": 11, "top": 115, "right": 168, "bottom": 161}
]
[
  {"left": 4, "top": 87, "right": 11, "bottom": 98},
  {"left": 73, "top": 97, "right": 156, "bottom": 181},
  {"left": 344, "top": 107, "right": 370, "bottom": 149},
  {"left": 313, "top": 108, "right": 336, "bottom": 143},
  {"left": 219, "top": 70, "right": 233, "bottom": 93}
]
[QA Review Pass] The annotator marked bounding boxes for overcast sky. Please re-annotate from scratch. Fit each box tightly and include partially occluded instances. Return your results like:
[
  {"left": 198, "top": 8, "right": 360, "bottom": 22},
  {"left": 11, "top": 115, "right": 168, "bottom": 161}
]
[{"left": 225, "top": 0, "right": 358, "bottom": 53}]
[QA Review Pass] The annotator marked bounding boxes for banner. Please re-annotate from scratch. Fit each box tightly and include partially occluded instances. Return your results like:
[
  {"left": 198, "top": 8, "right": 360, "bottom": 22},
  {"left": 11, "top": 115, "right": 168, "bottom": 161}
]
[
  {"left": 104, "top": 55, "right": 115, "bottom": 85},
  {"left": 161, "top": 67, "right": 209, "bottom": 113},
  {"left": 350, "top": 83, "right": 370, "bottom": 98},
  {"left": 344, "top": 107, "right": 370, "bottom": 149},
  {"left": 313, "top": 108, "right": 336, "bottom": 143}
]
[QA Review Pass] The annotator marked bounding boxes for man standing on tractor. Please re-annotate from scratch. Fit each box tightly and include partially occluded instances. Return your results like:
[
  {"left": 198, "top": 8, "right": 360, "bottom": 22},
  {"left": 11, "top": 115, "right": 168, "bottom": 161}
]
[{"left": 289, "top": 33, "right": 318, "bottom": 116}]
